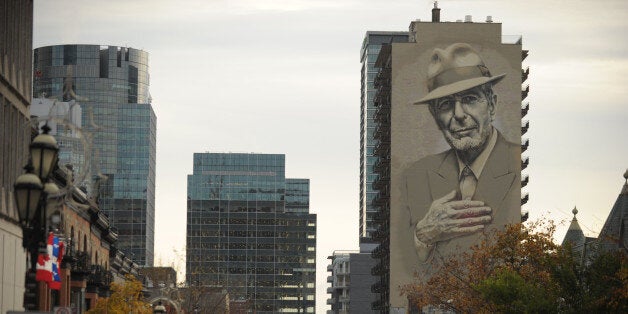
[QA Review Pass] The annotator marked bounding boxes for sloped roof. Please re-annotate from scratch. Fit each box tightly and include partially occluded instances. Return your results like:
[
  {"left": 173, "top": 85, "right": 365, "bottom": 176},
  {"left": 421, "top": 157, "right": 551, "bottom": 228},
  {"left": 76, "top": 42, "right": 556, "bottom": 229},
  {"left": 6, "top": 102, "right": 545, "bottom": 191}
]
[
  {"left": 562, "top": 207, "right": 586, "bottom": 251},
  {"left": 597, "top": 169, "right": 628, "bottom": 253}
]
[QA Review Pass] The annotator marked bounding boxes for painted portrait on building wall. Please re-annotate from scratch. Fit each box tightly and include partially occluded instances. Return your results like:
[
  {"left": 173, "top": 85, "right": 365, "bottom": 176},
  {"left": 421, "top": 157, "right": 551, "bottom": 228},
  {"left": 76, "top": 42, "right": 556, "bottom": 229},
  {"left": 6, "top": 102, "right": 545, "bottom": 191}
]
[{"left": 389, "top": 23, "right": 523, "bottom": 309}]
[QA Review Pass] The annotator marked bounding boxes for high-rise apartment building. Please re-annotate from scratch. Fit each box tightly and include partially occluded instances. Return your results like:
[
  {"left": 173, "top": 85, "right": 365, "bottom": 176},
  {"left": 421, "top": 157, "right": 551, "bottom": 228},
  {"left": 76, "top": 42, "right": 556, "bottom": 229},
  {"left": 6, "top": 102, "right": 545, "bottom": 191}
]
[
  {"left": 33, "top": 45, "right": 156, "bottom": 266},
  {"left": 368, "top": 6, "right": 529, "bottom": 311},
  {"left": 326, "top": 250, "right": 378, "bottom": 314},
  {"left": 186, "top": 153, "right": 316, "bottom": 313},
  {"left": 359, "top": 32, "right": 409, "bottom": 245},
  {"left": 0, "top": 1, "right": 33, "bottom": 311}
]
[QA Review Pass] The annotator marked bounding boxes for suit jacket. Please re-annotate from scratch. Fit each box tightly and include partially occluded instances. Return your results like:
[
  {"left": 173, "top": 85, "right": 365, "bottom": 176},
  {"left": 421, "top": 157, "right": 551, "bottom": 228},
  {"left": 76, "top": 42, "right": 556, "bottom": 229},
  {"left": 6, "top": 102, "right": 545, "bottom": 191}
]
[{"left": 392, "top": 131, "right": 521, "bottom": 279}]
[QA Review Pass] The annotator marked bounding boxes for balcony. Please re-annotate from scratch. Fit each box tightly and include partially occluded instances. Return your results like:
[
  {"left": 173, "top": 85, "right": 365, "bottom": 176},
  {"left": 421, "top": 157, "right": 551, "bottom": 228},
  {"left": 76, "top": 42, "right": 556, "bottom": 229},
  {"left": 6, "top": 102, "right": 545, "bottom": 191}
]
[
  {"left": 373, "top": 158, "right": 389, "bottom": 172},
  {"left": 522, "top": 85, "right": 529, "bottom": 100},
  {"left": 372, "top": 230, "right": 387, "bottom": 241},
  {"left": 522, "top": 175, "right": 529, "bottom": 188},
  {"left": 521, "top": 139, "right": 529, "bottom": 153},
  {"left": 373, "top": 210, "right": 388, "bottom": 223},
  {"left": 371, "top": 281, "right": 385, "bottom": 293},
  {"left": 522, "top": 50, "right": 529, "bottom": 61},
  {"left": 326, "top": 287, "right": 334, "bottom": 294},
  {"left": 71, "top": 251, "right": 91, "bottom": 280},
  {"left": 521, "top": 120, "right": 529, "bottom": 135},
  {"left": 522, "top": 157, "right": 529, "bottom": 170},
  {"left": 373, "top": 176, "right": 389, "bottom": 190},
  {"left": 327, "top": 264, "right": 333, "bottom": 272},
  {"left": 371, "top": 243, "right": 387, "bottom": 259},
  {"left": 522, "top": 67, "right": 530, "bottom": 83},
  {"left": 87, "top": 265, "right": 113, "bottom": 297},
  {"left": 327, "top": 276, "right": 333, "bottom": 283},
  {"left": 521, "top": 193, "right": 529, "bottom": 205},
  {"left": 521, "top": 102, "right": 529, "bottom": 117}
]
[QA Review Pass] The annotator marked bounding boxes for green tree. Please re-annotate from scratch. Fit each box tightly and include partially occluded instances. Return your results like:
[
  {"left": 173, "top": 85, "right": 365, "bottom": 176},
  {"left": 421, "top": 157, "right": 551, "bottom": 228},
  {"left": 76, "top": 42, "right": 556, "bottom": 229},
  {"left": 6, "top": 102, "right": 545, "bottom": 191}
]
[
  {"left": 87, "top": 274, "right": 152, "bottom": 314},
  {"left": 402, "top": 221, "right": 628, "bottom": 313}
]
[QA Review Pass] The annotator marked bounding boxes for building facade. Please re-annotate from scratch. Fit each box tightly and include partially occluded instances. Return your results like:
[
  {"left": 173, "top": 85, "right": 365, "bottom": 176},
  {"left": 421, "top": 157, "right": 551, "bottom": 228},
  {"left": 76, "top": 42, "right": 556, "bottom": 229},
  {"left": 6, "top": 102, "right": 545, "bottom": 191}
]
[
  {"left": 359, "top": 32, "right": 409, "bottom": 245},
  {"left": 0, "top": 1, "right": 33, "bottom": 312},
  {"left": 326, "top": 250, "right": 378, "bottom": 314},
  {"left": 368, "top": 6, "right": 529, "bottom": 311},
  {"left": 33, "top": 45, "right": 156, "bottom": 266},
  {"left": 186, "top": 153, "right": 316, "bottom": 313}
]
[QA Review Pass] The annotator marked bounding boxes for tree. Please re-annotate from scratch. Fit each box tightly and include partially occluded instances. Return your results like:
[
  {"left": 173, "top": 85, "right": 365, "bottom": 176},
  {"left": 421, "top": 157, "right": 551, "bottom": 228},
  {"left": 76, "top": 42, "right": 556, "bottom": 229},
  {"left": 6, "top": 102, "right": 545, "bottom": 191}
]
[
  {"left": 402, "top": 221, "right": 627, "bottom": 313},
  {"left": 87, "top": 274, "right": 152, "bottom": 314}
]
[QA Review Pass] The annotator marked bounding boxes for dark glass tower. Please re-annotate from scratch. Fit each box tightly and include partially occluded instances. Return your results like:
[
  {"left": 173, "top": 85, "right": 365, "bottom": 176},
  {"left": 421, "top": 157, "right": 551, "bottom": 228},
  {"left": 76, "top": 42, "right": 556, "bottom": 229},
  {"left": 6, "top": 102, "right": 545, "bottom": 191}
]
[
  {"left": 359, "top": 32, "right": 408, "bottom": 245},
  {"left": 33, "top": 45, "right": 156, "bottom": 266},
  {"left": 186, "top": 153, "right": 316, "bottom": 313}
]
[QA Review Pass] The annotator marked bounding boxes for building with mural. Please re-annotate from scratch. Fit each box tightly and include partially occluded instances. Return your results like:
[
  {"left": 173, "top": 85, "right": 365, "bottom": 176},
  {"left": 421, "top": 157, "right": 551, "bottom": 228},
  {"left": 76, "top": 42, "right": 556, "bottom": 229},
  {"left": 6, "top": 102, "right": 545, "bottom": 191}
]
[{"left": 368, "top": 4, "right": 530, "bottom": 311}]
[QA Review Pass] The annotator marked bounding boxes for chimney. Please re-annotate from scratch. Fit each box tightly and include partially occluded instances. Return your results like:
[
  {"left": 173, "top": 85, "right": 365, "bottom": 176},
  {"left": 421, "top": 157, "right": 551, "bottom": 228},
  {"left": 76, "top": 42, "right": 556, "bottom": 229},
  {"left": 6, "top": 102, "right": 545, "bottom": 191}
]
[{"left": 432, "top": 1, "right": 441, "bottom": 22}]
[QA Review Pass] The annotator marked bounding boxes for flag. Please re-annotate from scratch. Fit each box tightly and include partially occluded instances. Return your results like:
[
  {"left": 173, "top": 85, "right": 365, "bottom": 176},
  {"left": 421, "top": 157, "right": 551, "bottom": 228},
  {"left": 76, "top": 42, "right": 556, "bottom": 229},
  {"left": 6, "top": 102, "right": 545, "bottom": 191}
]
[
  {"left": 35, "top": 233, "right": 54, "bottom": 283},
  {"left": 49, "top": 234, "right": 63, "bottom": 290}
]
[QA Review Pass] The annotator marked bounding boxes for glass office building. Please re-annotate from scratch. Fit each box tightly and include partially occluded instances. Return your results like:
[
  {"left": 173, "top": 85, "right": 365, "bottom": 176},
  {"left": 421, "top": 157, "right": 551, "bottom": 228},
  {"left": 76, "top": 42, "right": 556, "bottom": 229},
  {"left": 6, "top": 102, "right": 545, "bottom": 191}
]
[
  {"left": 359, "top": 32, "right": 408, "bottom": 244},
  {"left": 33, "top": 45, "right": 156, "bottom": 266},
  {"left": 187, "top": 153, "right": 316, "bottom": 313}
]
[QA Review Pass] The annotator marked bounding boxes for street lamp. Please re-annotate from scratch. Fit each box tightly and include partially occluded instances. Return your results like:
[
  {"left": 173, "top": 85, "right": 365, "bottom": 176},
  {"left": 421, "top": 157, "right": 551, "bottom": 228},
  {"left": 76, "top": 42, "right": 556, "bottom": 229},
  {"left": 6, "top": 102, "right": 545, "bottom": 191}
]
[
  {"left": 153, "top": 301, "right": 167, "bottom": 314},
  {"left": 30, "top": 124, "right": 59, "bottom": 181},
  {"left": 14, "top": 123, "right": 60, "bottom": 310}
]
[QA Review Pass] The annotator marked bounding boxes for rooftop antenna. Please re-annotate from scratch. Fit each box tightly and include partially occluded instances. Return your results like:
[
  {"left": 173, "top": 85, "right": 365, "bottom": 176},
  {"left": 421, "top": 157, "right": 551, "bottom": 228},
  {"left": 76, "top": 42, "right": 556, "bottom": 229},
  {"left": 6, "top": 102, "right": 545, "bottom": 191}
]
[{"left": 432, "top": 1, "right": 441, "bottom": 22}]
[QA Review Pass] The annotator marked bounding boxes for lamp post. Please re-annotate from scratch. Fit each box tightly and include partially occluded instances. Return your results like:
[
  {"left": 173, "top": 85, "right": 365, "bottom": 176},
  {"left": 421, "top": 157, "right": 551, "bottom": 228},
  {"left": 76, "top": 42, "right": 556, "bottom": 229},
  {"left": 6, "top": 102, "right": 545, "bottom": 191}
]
[
  {"left": 153, "top": 301, "right": 167, "bottom": 314},
  {"left": 14, "top": 123, "right": 60, "bottom": 310}
]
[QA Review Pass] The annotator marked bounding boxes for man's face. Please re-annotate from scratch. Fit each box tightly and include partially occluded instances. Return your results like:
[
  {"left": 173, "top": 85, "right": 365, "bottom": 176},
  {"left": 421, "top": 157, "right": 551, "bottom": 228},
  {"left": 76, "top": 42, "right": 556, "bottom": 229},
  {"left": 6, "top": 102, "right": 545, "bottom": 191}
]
[{"left": 430, "top": 86, "right": 496, "bottom": 153}]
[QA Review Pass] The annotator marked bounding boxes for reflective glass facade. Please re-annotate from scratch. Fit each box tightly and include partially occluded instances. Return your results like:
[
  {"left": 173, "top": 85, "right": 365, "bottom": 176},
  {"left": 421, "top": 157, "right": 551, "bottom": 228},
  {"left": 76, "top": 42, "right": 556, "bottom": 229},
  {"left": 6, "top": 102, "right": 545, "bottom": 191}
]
[
  {"left": 186, "top": 153, "right": 316, "bottom": 313},
  {"left": 33, "top": 45, "right": 156, "bottom": 266},
  {"left": 359, "top": 33, "right": 408, "bottom": 243}
]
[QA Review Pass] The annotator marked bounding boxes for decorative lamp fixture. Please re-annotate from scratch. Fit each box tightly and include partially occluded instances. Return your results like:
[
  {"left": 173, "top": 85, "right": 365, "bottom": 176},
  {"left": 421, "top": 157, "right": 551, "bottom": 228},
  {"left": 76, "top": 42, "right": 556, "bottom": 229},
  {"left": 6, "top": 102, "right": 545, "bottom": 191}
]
[
  {"left": 14, "top": 164, "right": 43, "bottom": 226},
  {"left": 30, "top": 124, "right": 59, "bottom": 181},
  {"left": 44, "top": 182, "right": 60, "bottom": 214}
]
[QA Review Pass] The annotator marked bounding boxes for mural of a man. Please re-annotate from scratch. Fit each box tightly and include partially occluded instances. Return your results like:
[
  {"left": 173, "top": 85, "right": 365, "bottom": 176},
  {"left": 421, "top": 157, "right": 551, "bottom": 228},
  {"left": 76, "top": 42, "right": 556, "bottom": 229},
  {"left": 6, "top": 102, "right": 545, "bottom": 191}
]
[{"left": 403, "top": 43, "right": 521, "bottom": 264}]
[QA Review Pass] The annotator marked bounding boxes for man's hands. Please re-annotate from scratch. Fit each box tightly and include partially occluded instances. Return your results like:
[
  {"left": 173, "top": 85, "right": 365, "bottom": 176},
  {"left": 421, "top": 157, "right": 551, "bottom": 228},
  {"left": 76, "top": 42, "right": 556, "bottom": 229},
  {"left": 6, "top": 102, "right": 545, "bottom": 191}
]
[{"left": 414, "top": 190, "right": 492, "bottom": 261}]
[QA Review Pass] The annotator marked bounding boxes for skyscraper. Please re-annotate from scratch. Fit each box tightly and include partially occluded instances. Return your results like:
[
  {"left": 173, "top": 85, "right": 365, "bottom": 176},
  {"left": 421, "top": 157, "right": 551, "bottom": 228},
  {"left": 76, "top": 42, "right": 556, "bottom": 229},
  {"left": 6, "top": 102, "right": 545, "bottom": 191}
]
[
  {"left": 186, "top": 153, "right": 316, "bottom": 313},
  {"left": 33, "top": 45, "right": 156, "bottom": 266},
  {"left": 30, "top": 98, "right": 85, "bottom": 181},
  {"left": 0, "top": 1, "right": 33, "bottom": 311},
  {"left": 369, "top": 6, "right": 529, "bottom": 311},
  {"left": 359, "top": 32, "right": 409, "bottom": 245}
]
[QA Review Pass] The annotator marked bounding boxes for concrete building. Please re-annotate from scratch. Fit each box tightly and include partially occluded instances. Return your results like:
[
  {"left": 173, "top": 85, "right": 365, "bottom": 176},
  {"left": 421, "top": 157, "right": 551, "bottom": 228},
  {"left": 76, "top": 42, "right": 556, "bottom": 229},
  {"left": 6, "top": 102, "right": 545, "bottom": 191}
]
[
  {"left": 186, "top": 153, "right": 316, "bottom": 313},
  {"left": 326, "top": 250, "right": 378, "bottom": 314},
  {"left": 33, "top": 45, "right": 156, "bottom": 266},
  {"left": 0, "top": 1, "right": 33, "bottom": 312},
  {"left": 368, "top": 5, "right": 529, "bottom": 311}
]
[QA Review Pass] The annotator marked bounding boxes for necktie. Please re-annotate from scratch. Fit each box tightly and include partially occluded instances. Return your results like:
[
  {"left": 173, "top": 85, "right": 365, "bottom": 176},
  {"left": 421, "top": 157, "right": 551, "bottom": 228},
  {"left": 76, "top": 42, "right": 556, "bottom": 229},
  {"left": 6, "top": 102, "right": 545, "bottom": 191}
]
[{"left": 460, "top": 166, "right": 477, "bottom": 200}]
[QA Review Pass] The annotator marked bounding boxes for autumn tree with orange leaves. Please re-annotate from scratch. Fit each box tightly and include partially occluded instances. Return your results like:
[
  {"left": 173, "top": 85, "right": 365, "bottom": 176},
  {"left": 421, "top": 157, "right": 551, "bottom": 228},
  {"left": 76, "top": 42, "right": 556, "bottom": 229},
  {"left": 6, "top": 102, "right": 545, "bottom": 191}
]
[
  {"left": 86, "top": 274, "right": 152, "bottom": 314},
  {"left": 402, "top": 221, "right": 627, "bottom": 313}
]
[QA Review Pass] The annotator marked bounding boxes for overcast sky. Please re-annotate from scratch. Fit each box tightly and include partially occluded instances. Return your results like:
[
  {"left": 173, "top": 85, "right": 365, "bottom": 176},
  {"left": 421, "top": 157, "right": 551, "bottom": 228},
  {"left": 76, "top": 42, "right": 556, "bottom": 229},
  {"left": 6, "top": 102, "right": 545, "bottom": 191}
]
[{"left": 34, "top": 0, "right": 628, "bottom": 312}]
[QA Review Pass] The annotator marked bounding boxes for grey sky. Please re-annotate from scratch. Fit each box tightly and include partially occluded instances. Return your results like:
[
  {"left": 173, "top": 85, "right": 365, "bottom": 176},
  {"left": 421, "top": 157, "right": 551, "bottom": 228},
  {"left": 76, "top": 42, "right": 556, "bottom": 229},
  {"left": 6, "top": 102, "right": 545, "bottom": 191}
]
[{"left": 34, "top": 0, "right": 628, "bottom": 311}]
